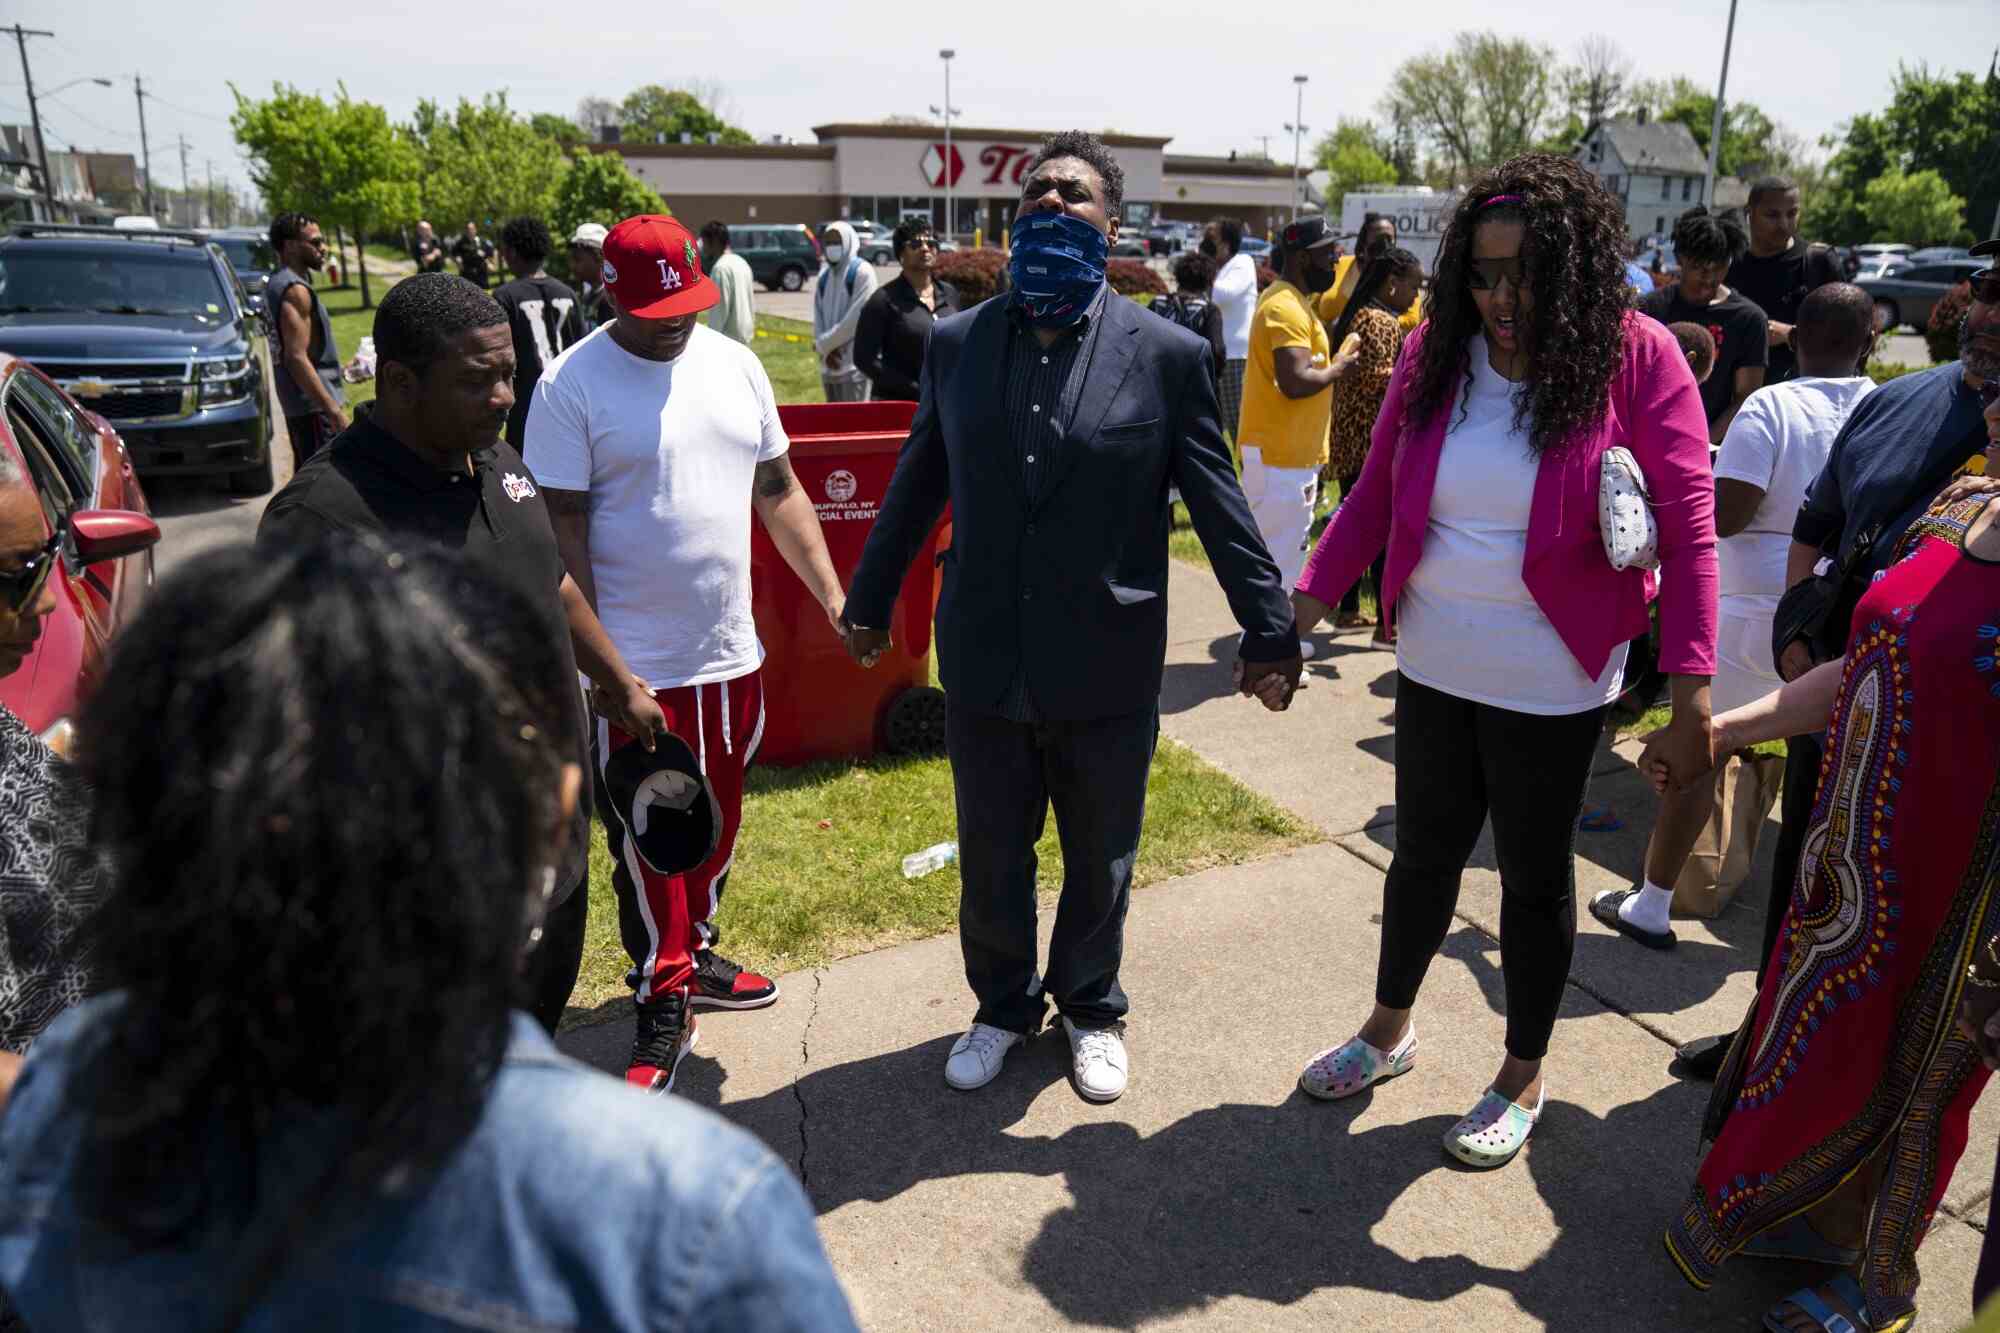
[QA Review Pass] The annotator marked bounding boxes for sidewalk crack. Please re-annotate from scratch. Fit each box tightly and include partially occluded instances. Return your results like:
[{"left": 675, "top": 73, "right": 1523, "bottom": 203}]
[{"left": 792, "top": 968, "right": 824, "bottom": 1195}]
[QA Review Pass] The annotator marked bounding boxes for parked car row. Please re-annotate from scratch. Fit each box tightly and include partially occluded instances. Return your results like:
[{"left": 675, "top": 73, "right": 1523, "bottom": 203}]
[
  {"left": 0, "top": 224, "right": 275, "bottom": 493},
  {"left": 1857, "top": 258, "right": 1987, "bottom": 333}
]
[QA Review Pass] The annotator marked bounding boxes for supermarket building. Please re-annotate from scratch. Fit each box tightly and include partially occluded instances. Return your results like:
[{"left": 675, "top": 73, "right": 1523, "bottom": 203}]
[{"left": 590, "top": 122, "right": 1299, "bottom": 241}]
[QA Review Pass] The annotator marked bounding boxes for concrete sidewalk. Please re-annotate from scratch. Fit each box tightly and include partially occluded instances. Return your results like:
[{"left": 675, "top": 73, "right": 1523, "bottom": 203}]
[{"left": 560, "top": 558, "right": 1993, "bottom": 1330}]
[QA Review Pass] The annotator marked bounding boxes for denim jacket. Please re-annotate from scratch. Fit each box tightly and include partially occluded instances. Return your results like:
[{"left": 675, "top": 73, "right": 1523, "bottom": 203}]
[{"left": 0, "top": 998, "right": 858, "bottom": 1332}]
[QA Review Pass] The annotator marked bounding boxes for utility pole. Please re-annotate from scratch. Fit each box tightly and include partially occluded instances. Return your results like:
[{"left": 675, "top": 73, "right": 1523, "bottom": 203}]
[
  {"left": 1703, "top": 0, "right": 1739, "bottom": 210},
  {"left": 175, "top": 133, "right": 190, "bottom": 227},
  {"left": 1256, "top": 134, "right": 1273, "bottom": 161},
  {"left": 206, "top": 159, "right": 217, "bottom": 229},
  {"left": 1286, "top": 74, "right": 1309, "bottom": 222},
  {"left": 133, "top": 74, "right": 154, "bottom": 218},
  {"left": 7, "top": 25, "right": 57, "bottom": 221}
]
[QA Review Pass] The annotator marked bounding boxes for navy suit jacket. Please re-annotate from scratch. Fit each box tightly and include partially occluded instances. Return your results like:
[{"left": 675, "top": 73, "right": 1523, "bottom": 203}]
[{"left": 846, "top": 291, "right": 1298, "bottom": 722}]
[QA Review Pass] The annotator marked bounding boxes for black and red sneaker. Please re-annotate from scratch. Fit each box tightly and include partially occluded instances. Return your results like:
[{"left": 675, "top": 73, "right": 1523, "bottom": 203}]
[
  {"left": 626, "top": 988, "right": 698, "bottom": 1096},
  {"left": 691, "top": 950, "right": 779, "bottom": 1010}
]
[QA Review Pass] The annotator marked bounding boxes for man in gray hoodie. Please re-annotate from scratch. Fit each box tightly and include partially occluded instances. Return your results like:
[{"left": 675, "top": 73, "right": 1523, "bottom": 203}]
[{"left": 813, "top": 221, "right": 880, "bottom": 402}]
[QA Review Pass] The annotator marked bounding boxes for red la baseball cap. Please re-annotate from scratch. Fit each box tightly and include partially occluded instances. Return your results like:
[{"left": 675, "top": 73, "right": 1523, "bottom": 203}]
[{"left": 601, "top": 215, "right": 718, "bottom": 319}]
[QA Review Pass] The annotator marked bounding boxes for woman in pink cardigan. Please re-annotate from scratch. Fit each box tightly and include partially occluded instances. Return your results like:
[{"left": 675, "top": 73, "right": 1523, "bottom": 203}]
[{"left": 1280, "top": 155, "right": 1718, "bottom": 1167}]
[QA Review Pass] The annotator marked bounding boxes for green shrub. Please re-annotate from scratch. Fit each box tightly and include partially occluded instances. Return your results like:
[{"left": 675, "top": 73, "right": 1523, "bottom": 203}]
[
  {"left": 934, "top": 247, "right": 1007, "bottom": 304},
  {"left": 1925, "top": 279, "right": 1971, "bottom": 365},
  {"left": 1866, "top": 361, "right": 1922, "bottom": 385},
  {"left": 1106, "top": 257, "right": 1168, "bottom": 298}
]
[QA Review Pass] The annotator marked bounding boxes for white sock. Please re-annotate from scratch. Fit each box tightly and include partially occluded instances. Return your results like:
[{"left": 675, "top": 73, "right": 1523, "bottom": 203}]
[{"left": 1619, "top": 879, "right": 1673, "bottom": 934}]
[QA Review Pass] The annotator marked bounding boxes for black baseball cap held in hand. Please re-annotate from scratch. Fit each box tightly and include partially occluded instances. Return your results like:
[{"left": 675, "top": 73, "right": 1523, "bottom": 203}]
[{"left": 603, "top": 732, "right": 721, "bottom": 876}]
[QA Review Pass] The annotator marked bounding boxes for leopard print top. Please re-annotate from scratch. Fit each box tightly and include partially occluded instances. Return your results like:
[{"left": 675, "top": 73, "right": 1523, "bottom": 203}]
[{"left": 1327, "top": 306, "right": 1409, "bottom": 481}]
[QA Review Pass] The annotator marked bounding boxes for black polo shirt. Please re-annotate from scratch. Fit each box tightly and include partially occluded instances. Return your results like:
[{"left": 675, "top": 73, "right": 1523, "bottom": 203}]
[{"left": 257, "top": 416, "right": 591, "bottom": 901}]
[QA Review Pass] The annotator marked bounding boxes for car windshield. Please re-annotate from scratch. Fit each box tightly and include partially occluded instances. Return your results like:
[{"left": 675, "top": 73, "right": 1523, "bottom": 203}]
[
  {"left": 214, "top": 237, "right": 276, "bottom": 272},
  {"left": 0, "top": 248, "right": 231, "bottom": 320}
]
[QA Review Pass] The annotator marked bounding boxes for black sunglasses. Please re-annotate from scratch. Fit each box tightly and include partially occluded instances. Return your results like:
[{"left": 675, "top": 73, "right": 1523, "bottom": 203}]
[
  {"left": 0, "top": 529, "right": 61, "bottom": 615},
  {"left": 1466, "top": 257, "right": 1531, "bottom": 292}
]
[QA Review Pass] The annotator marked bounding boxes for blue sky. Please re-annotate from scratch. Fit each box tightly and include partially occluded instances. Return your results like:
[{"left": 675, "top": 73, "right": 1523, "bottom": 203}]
[{"left": 9, "top": 0, "right": 1993, "bottom": 203}]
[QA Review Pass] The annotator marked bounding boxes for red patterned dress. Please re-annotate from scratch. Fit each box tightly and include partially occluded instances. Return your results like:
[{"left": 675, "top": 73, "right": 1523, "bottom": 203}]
[{"left": 1666, "top": 495, "right": 2000, "bottom": 1325}]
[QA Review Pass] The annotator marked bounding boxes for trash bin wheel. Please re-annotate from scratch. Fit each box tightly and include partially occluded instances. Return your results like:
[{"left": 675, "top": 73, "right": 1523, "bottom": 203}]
[{"left": 884, "top": 686, "right": 948, "bottom": 756}]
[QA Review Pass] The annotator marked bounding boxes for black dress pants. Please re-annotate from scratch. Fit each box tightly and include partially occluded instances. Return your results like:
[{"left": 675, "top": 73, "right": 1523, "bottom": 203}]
[
  {"left": 947, "top": 703, "right": 1158, "bottom": 1035},
  {"left": 1375, "top": 673, "right": 1606, "bottom": 1061}
]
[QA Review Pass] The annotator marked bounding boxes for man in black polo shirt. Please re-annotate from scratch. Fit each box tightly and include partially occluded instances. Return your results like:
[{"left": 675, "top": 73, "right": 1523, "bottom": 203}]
[{"left": 258, "top": 273, "right": 666, "bottom": 1033}]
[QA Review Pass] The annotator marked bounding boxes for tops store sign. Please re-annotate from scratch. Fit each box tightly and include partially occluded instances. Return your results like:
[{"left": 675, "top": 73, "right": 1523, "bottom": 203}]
[{"left": 920, "top": 142, "right": 1041, "bottom": 191}]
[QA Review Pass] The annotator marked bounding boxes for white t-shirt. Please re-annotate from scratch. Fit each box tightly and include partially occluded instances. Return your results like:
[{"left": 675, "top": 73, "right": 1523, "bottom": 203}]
[
  {"left": 1711, "top": 376, "right": 1873, "bottom": 613},
  {"left": 1213, "top": 251, "right": 1258, "bottom": 360},
  {"left": 524, "top": 323, "right": 789, "bottom": 689},
  {"left": 1397, "top": 337, "right": 1627, "bottom": 716}
]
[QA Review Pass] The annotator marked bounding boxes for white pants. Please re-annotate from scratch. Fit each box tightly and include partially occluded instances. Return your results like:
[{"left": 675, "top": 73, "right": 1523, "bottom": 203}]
[
  {"left": 1713, "top": 605, "right": 1783, "bottom": 715},
  {"left": 1239, "top": 448, "right": 1320, "bottom": 589}
]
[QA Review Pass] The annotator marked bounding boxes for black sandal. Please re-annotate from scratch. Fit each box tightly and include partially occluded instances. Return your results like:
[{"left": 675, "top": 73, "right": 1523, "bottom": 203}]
[{"left": 1588, "top": 887, "right": 1677, "bottom": 950}]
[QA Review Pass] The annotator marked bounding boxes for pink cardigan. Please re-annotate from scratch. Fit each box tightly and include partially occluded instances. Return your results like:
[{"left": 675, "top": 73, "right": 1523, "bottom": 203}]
[{"left": 1298, "top": 313, "right": 1717, "bottom": 679}]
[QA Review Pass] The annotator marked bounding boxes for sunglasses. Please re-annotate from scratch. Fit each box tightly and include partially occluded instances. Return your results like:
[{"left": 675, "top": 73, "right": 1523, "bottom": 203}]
[
  {"left": 1467, "top": 257, "right": 1531, "bottom": 292},
  {"left": 0, "top": 529, "right": 61, "bottom": 615},
  {"left": 905, "top": 237, "right": 938, "bottom": 251}
]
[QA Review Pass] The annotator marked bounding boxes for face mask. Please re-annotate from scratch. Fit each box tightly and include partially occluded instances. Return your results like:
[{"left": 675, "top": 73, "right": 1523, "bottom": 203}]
[
  {"left": 1303, "top": 258, "right": 1337, "bottom": 294},
  {"left": 1008, "top": 212, "right": 1108, "bottom": 327},
  {"left": 1199, "top": 237, "right": 1217, "bottom": 258},
  {"left": 825, "top": 245, "right": 846, "bottom": 264}
]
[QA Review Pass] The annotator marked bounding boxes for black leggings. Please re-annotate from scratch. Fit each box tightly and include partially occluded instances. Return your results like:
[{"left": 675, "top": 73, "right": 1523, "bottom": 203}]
[{"left": 1377, "top": 673, "right": 1607, "bottom": 1061}]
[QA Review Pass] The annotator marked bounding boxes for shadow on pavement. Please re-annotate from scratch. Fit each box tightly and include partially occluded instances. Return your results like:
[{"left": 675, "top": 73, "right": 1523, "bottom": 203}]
[{"left": 604, "top": 1025, "right": 1811, "bottom": 1326}]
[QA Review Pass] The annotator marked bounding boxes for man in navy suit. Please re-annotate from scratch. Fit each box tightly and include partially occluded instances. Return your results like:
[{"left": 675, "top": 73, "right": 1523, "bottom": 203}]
[{"left": 842, "top": 131, "right": 1302, "bottom": 1103}]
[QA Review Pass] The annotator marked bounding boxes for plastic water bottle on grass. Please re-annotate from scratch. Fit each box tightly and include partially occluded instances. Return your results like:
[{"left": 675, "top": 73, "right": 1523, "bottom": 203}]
[{"left": 902, "top": 841, "right": 958, "bottom": 879}]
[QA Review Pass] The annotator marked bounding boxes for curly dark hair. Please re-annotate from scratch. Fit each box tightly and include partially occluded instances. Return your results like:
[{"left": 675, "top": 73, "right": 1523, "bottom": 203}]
[
  {"left": 1025, "top": 130, "right": 1125, "bottom": 215},
  {"left": 1406, "top": 153, "right": 1631, "bottom": 455},
  {"left": 1172, "top": 250, "right": 1218, "bottom": 292},
  {"left": 267, "top": 210, "right": 317, "bottom": 251},
  {"left": 1670, "top": 205, "right": 1748, "bottom": 268},
  {"left": 71, "top": 536, "right": 578, "bottom": 1312},
  {"left": 499, "top": 214, "right": 553, "bottom": 267}
]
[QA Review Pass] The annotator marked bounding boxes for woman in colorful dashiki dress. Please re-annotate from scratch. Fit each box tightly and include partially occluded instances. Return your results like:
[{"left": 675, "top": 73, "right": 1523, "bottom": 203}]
[{"left": 1663, "top": 490, "right": 2000, "bottom": 1332}]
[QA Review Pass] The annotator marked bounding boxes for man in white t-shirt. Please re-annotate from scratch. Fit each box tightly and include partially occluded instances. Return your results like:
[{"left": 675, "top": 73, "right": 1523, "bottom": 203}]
[
  {"left": 526, "top": 214, "right": 847, "bottom": 1095},
  {"left": 1594, "top": 282, "right": 1876, "bottom": 948},
  {"left": 1203, "top": 216, "right": 1257, "bottom": 437}
]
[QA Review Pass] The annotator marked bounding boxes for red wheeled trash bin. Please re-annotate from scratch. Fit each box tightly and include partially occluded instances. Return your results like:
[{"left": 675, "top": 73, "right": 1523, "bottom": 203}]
[{"left": 749, "top": 400, "right": 950, "bottom": 767}]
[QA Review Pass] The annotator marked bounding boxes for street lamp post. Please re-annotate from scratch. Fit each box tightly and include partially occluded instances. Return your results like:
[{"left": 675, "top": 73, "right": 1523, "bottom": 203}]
[
  {"left": 940, "top": 50, "right": 956, "bottom": 242},
  {"left": 1287, "top": 74, "right": 1308, "bottom": 222},
  {"left": 1703, "top": 0, "right": 1738, "bottom": 210},
  {"left": 20, "top": 72, "right": 112, "bottom": 221}
]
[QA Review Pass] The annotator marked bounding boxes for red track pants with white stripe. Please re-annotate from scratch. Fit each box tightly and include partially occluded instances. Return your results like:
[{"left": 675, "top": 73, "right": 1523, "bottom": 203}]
[{"left": 598, "top": 668, "right": 764, "bottom": 1001}]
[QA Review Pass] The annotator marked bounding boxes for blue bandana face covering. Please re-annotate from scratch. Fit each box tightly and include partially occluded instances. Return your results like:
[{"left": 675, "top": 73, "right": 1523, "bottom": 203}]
[{"left": 1008, "top": 211, "right": 1108, "bottom": 327}]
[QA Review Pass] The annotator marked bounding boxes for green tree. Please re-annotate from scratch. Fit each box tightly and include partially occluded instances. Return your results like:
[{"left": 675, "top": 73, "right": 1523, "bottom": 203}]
[
  {"left": 232, "top": 83, "right": 416, "bottom": 308},
  {"left": 1819, "top": 63, "right": 2000, "bottom": 247},
  {"left": 552, "top": 151, "right": 668, "bottom": 241},
  {"left": 403, "top": 93, "right": 565, "bottom": 240},
  {"left": 1314, "top": 119, "right": 1400, "bottom": 208},
  {"left": 1623, "top": 77, "right": 1800, "bottom": 178},
  {"left": 530, "top": 112, "right": 584, "bottom": 151},
  {"left": 616, "top": 84, "right": 752, "bottom": 146},
  {"left": 1862, "top": 168, "right": 1969, "bottom": 244},
  {"left": 1381, "top": 32, "right": 1556, "bottom": 183}
]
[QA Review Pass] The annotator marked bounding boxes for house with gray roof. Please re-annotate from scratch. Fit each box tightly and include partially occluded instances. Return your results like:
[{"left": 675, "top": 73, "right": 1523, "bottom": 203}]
[{"left": 1574, "top": 113, "right": 1712, "bottom": 243}]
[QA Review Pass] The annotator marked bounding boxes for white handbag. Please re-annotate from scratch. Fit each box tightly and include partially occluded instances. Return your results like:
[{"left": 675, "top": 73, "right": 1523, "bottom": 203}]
[{"left": 1598, "top": 447, "right": 1661, "bottom": 572}]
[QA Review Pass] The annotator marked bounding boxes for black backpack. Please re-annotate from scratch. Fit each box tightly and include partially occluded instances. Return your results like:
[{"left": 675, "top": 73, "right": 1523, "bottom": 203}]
[{"left": 1151, "top": 293, "right": 1213, "bottom": 339}]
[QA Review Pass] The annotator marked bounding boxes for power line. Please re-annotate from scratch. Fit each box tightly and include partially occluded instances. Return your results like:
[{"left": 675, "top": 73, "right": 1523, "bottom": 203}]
[{"left": 40, "top": 89, "right": 131, "bottom": 141}]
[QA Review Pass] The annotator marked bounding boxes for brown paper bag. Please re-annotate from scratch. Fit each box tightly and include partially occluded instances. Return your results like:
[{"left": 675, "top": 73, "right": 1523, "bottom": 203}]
[{"left": 1672, "top": 751, "right": 1786, "bottom": 919}]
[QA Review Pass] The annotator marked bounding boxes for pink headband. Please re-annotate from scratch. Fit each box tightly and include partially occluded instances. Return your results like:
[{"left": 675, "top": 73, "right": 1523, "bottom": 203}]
[{"left": 1479, "top": 194, "right": 1524, "bottom": 210}]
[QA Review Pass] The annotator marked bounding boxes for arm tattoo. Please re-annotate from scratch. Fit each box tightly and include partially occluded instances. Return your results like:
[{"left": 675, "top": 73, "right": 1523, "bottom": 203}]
[
  {"left": 754, "top": 456, "right": 798, "bottom": 501},
  {"left": 542, "top": 486, "right": 590, "bottom": 517}
]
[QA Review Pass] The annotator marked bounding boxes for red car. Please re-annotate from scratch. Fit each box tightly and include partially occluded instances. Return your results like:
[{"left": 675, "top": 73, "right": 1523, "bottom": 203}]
[{"left": 0, "top": 355, "right": 160, "bottom": 750}]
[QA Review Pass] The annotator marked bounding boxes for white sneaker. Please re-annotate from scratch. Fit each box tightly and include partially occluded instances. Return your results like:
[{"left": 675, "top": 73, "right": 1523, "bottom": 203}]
[
  {"left": 1063, "top": 1017, "right": 1129, "bottom": 1102},
  {"left": 944, "top": 1022, "right": 1025, "bottom": 1091},
  {"left": 1299, "top": 640, "right": 1316, "bottom": 661}
]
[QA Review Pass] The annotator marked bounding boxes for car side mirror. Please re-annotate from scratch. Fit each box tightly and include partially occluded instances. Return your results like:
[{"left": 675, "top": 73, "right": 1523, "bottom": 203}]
[{"left": 70, "top": 509, "right": 162, "bottom": 564}]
